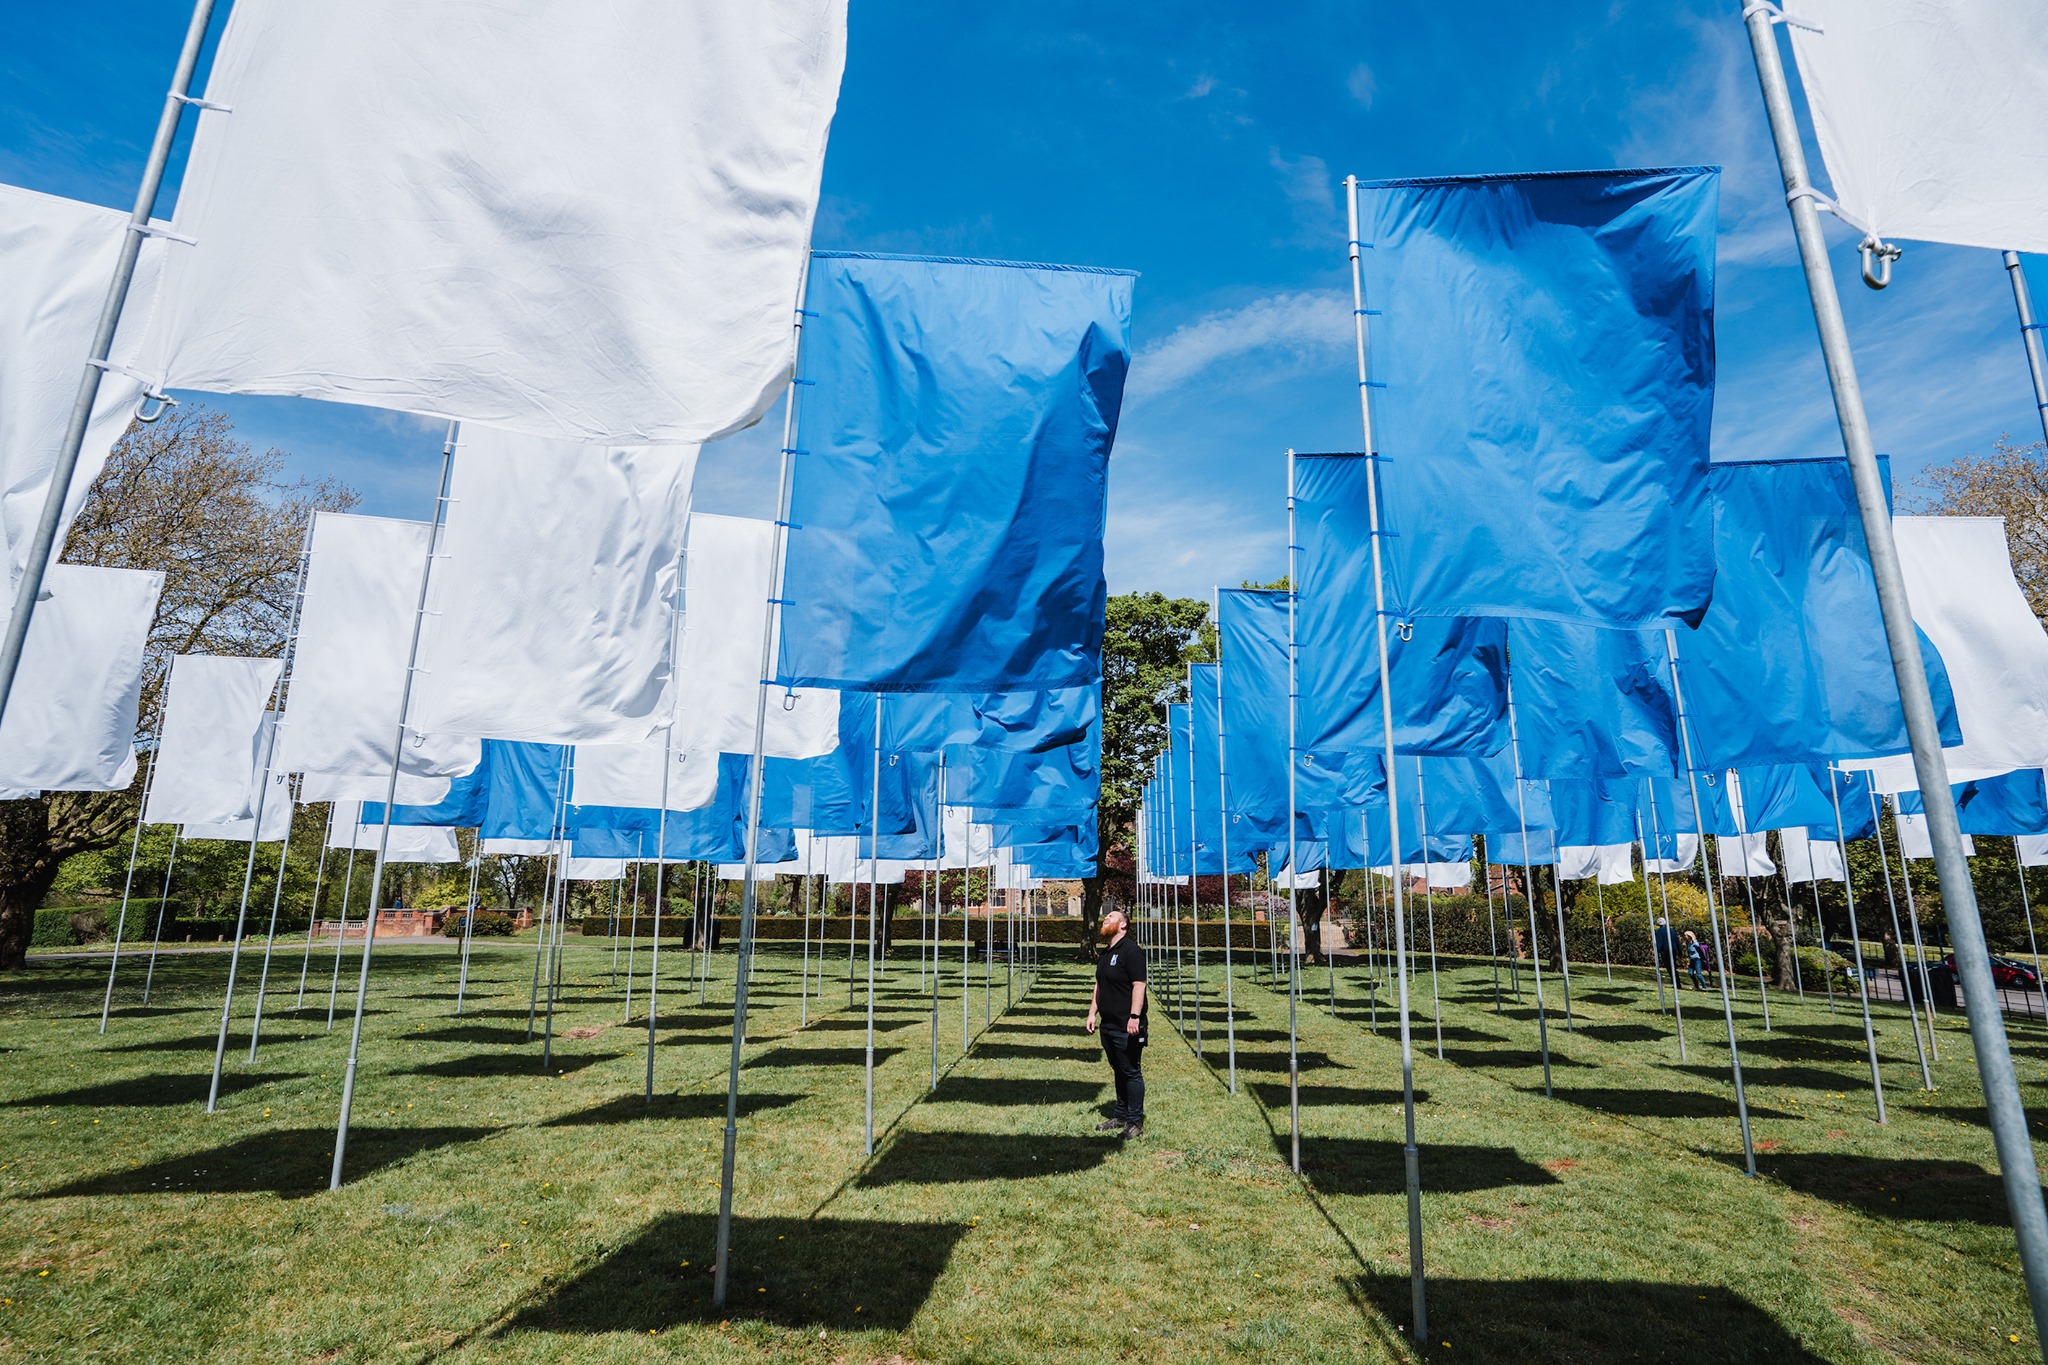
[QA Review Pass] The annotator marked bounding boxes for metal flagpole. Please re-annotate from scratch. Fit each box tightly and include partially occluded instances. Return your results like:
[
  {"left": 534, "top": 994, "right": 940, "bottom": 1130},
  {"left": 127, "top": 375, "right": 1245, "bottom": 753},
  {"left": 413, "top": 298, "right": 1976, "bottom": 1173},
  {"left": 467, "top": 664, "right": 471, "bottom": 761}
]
[
  {"left": 644, "top": 549, "right": 686, "bottom": 1098},
  {"left": 1719, "top": 776, "right": 1773, "bottom": 1020},
  {"left": 141, "top": 830, "right": 181, "bottom": 1006},
  {"left": 1480, "top": 836, "right": 1502, "bottom": 1013},
  {"left": 864, "top": 700, "right": 882, "bottom": 1155},
  {"left": 1664, "top": 630, "right": 1757, "bottom": 1176},
  {"left": 712, "top": 286, "right": 809, "bottom": 1309},
  {"left": 1283, "top": 455, "right": 1304, "bottom": 1175},
  {"left": 1213, "top": 589, "right": 1238, "bottom": 1092},
  {"left": 1884, "top": 793, "right": 1943, "bottom": 1060},
  {"left": 1415, "top": 759, "right": 1443, "bottom": 1060},
  {"left": 1826, "top": 765, "right": 1887, "bottom": 1120},
  {"left": 528, "top": 756, "right": 572, "bottom": 1041},
  {"left": 296, "top": 803, "right": 335, "bottom": 1007},
  {"left": 931, "top": 759, "right": 945, "bottom": 1090},
  {"left": 1547, "top": 862, "right": 1573, "bottom": 1031},
  {"left": 1184, "top": 679, "right": 1204, "bottom": 1057},
  {"left": 2002, "top": 253, "right": 2048, "bottom": 449},
  {"left": 1344, "top": 172, "right": 1427, "bottom": 1341},
  {"left": 0, "top": 0, "right": 220, "bottom": 730},
  {"left": 2019, "top": 851, "right": 2048, "bottom": 1023},
  {"left": 1803, "top": 843, "right": 1836, "bottom": 1013},
  {"left": 330, "top": 420, "right": 458, "bottom": 1189},
  {"left": 1595, "top": 876, "right": 1613, "bottom": 982},
  {"left": 800, "top": 836, "right": 811, "bottom": 1027},
  {"left": 1741, "top": 8, "right": 2048, "bottom": 1338},
  {"left": 1642, "top": 801, "right": 1689, "bottom": 1059},
  {"left": 608, "top": 853, "right": 625, "bottom": 986},
  {"left": 454, "top": 848, "right": 482, "bottom": 1015},
  {"left": 325, "top": 844, "right": 358, "bottom": 1027},
  {"left": 1868, "top": 790, "right": 1934, "bottom": 1086},
  {"left": 100, "top": 748, "right": 158, "bottom": 1033},
  {"left": 245, "top": 785, "right": 301, "bottom": 1059},
  {"left": 1502, "top": 677, "right": 1554, "bottom": 1096},
  {"left": 209, "top": 516, "right": 316, "bottom": 1111}
]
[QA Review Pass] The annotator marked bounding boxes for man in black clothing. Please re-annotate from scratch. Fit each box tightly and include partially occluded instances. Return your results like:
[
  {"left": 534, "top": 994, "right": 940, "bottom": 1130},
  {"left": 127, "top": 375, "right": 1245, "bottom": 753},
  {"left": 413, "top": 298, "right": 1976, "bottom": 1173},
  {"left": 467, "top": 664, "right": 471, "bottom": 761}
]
[{"left": 1085, "top": 909, "right": 1148, "bottom": 1138}]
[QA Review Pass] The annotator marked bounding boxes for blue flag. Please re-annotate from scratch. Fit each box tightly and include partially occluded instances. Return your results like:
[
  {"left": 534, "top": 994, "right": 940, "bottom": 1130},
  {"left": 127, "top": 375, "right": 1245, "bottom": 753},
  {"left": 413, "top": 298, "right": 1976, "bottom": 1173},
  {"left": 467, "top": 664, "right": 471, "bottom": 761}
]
[
  {"left": 1546, "top": 778, "right": 1641, "bottom": 847},
  {"left": 777, "top": 252, "right": 1135, "bottom": 693},
  {"left": 1674, "top": 458, "right": 1960, "bottom": 769},
  {"left": 1507, "top": 620, "right": 1677, "bottom": 779},
  {"left": 1900, "top": 769, "right": 2048, "bottom": 835},
  {"left": 1289, "top": 461, "right": 1508, "bottom": 756},
  {"left": 1357, "top": 167, "right": 1720, "bottom": 627}
]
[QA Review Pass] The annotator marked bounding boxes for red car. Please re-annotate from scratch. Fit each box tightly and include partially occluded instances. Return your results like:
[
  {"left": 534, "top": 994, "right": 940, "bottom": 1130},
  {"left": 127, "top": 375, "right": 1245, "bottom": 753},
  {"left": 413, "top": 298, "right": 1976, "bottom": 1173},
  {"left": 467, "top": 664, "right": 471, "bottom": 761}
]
[{"left": 1942, "top": 953, "right": 2043, "bottom": 991}]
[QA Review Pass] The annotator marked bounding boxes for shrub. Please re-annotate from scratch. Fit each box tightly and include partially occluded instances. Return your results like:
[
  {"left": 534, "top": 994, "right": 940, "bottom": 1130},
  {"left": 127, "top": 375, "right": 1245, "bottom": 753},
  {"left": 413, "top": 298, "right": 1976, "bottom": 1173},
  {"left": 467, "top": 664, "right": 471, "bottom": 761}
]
[
  {"left": 444, "top": 909, "right": 515, "bottom": 938},
  {"left": 29, "top": 908, "right": 75, "bottom": 949}
]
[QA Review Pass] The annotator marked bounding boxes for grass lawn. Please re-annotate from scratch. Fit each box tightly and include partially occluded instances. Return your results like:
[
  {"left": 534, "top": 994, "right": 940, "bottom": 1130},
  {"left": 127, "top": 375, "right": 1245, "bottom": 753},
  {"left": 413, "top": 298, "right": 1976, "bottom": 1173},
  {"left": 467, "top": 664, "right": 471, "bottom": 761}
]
[{"left": 1, "top": 928, "right": 2044, "bottom": 1362}]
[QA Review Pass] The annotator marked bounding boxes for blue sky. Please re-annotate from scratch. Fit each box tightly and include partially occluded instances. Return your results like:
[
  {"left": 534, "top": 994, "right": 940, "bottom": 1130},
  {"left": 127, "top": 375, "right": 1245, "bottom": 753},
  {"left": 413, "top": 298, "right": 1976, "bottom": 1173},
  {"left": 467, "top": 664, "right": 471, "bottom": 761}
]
[{"left": 7, "top": 2, "right": 2044, "bottom": 599}]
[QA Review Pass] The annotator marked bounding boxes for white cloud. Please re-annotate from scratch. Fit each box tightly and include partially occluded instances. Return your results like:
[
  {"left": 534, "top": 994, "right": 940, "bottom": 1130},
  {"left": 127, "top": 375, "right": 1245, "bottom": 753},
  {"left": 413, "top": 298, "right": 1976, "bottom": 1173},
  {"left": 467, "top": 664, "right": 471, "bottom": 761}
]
[
  {"left": 1268, "top": 148, "right": 1340, "bottom": 245},
  {"left": 1346, "top": 62, "right": 1377, "bottom": 109},
  {"left": 1123, "top": 290, "right": 1353, "bottom": 409},
  {"left": 1183, "top": 73, "right": 1219, "bottom": 100}
]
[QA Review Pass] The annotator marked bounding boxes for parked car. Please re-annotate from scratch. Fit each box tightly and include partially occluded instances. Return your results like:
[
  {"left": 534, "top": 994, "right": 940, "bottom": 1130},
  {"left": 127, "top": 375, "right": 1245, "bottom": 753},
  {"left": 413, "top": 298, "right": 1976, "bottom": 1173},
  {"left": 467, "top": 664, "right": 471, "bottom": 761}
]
[{"left": 1941, "top": 953, "right": 2042, "bottom": 991}]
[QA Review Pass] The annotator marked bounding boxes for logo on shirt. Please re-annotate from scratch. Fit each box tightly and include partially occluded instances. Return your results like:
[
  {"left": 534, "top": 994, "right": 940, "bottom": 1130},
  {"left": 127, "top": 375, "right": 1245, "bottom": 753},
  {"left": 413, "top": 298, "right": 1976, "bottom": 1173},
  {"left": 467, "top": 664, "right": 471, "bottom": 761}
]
[{"left": 1109, "top": 954, "right": 1118, "bottom": 965}]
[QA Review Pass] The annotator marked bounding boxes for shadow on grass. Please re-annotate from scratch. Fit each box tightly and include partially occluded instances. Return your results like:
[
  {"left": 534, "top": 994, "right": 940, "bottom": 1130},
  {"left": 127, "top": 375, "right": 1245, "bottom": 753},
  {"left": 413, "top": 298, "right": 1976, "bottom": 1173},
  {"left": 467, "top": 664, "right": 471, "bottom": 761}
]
[
  {"left": 1250, "top": 1082, "right": 1430, "bottom": 1109},
  {"left": 541, "top": 1092, "right": 807, "bottom": 1126},
  {"left": 1439, "top": 1048, "right": 1590, "bottom": 1071},
  {"left": 406, "top": 1053, "right": 605, "bottom": 1079},
  {"left": 1577, "top": 1023, "right": 1667, "bottom": 1044},
  {"left": 1548, "top": 1086, "right": 1800, "bottom": 1121},
  {"left": 801, "top": 1017, "right": 921, "bottom": 1033},
  {"left": 405, "top": 1024, "right": 544, "bottom": 1047},
  {"left": 505, "top": 1211, "right": 966, "bottom": 1334},
  {"left": 39, "top": 1125, "right": 494, "bottom": 1199},
  {"left": 1755, "top": 1152, "right": 2019, "bottom": 1225},
  {"left": 1230, "top": 1049, "right": 1349, "bottom": 1074},
  {"left": 6, "top": 1071, "right": 303, "bottom": 1109},
  {"left": 746, "top": 1046, "right": 903, "bottom": 1069},
  {"left": 1347, "top": 1272, "right": 1826, "bottom": 1363},
  {"left": 966, "top": 1042, "right": 1089, "bottom": 1063},
  {"left": 1286, "top": 1137, "right": 1558, "bottom": 1197},
  {"left": 927, "top": 1076, "right": 1105, "bottom": 1107},
  {"left": 857, "top": 1132, "right": 1114, "bottom": 1186},
  {"left": 97, "top": 1025, "right": 386, "bottom": 1054},
  {"left": 1676, "top": 1064, "right": 1864, "bottom": 1093}
]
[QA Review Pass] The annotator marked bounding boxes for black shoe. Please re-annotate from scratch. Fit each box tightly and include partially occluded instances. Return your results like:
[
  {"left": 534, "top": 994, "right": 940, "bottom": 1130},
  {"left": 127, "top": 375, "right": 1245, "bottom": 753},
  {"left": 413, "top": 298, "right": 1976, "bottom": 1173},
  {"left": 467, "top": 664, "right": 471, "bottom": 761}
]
[
  {"left": 1096, "top": 1117, "right": 1127, "bottom": 1132},
  {"left": 1121, "top": 1120, "right": 1144, "bottom": 1140}
]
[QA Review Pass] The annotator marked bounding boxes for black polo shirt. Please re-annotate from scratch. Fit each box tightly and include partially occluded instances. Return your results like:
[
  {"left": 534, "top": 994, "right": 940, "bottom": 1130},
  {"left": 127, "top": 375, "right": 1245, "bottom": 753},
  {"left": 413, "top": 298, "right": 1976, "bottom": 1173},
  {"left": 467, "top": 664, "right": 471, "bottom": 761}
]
[{"left": 1096, "top": 933, "right": 1148, "bottom": 1035}]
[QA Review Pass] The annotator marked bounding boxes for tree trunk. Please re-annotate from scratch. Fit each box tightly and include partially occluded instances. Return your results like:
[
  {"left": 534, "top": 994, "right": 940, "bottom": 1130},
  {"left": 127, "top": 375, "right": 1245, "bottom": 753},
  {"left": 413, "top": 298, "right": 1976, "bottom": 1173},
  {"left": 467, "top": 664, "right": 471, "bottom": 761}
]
[
  {"left": 1079, "top": 871, "right": 1104, "bottom": 962},
  {"left": 0, "top": 798, "right": 63, "bottom": 970}
]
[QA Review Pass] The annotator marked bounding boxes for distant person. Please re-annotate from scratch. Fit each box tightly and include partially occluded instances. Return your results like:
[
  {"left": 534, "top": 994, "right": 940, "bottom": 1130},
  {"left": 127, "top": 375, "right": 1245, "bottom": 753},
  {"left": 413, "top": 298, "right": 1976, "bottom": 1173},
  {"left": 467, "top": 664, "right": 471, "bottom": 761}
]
[
  {"left": 1084, "top": 909, "right": 1148, "bottom": 1139},
  {"left": 1683, "top": 930, "right": 1709, "bottom": 990},
  {"left": 1654, "top": 917, "right": 1680, "bottom": 975}
]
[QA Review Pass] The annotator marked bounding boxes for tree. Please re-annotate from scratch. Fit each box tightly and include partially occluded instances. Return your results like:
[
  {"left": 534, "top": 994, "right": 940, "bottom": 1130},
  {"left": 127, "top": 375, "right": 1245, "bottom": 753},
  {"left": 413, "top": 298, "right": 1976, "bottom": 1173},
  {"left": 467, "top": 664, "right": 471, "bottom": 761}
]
[
  {"left": 0, "top": 406, "right": 357, "bottom": 969},
  {"left": 1084, "top": 592, "right": 1212, "bottom": 956},
  {"left": 1911, "top": 436, "right": 2048, "bottom": 628}
]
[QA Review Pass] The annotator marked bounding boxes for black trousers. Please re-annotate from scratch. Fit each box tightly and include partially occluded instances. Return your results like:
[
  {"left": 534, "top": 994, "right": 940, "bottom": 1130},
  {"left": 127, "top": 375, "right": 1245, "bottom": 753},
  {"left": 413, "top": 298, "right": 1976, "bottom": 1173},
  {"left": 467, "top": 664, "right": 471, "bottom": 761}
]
[{"left": 1101, "top": 1026, "right": 1146, "bottom": 1122}]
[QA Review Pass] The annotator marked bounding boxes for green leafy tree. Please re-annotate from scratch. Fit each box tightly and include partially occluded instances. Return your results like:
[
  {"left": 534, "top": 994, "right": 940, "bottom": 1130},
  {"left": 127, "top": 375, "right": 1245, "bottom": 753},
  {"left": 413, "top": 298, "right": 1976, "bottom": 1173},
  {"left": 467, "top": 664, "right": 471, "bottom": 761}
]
[{"left": 1085, "top": 591, "right": 1213, "bottom": 953}]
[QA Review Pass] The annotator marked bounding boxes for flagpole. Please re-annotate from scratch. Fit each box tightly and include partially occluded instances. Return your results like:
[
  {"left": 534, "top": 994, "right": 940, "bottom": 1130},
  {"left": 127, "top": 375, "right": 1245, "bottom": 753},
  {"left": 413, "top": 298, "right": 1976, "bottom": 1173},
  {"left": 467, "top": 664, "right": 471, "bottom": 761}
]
[
  {"left": 713, "top": 281, "right": 810, "bottom": 1308},
  {"left": 2003, "top": 253, "right": 2048, "bottom": 449},
  {"left": 0, "top": 0, "right": 220, "bottom": 730},
  {"left": 1213, "top": 589, "right": 1238, "bottom": 1094},
  {"left": 1740, "top": 8, "right": 2048, "bottom": 1337},
  {"left": 99, "top": 748, "right": 158, "bottom": 1033},
  {"left": 1346, "top": 172, "right": 1425, "bottom": 1342}
]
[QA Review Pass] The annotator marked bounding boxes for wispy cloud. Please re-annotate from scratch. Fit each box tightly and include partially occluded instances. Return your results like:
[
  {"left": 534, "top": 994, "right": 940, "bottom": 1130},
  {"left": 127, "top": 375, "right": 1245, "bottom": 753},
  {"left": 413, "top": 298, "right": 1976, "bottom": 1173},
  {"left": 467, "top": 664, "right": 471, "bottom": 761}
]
[
  {"left": 1183, "top": 73, "right": 1219, "bottom": 99},
  {"left": 1268, "top": 148, "right": 1341, "bottom": 246},
  {"left": 1123, "top": 290, "right": 1352, "bottom": 410},
  {"left": 1346, "top": 62, "right": 1377, "bottom": 109}
]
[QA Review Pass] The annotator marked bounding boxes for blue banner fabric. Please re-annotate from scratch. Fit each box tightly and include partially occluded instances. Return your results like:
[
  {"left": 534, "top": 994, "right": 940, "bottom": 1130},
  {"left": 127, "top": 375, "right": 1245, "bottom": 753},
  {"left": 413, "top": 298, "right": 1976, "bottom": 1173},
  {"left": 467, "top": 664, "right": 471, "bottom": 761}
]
[
  {"left": 1675, "top": 458, "right": 1960, "bottom": 769},
  {"left": 1287, "top": 462, "right": 1508, "bottom": 756},
  {"left": 1546, "top": 778, "right": 1641, "bottom": 847},
  {"left": 777, "top": 253, "right": 1135, "bottom": 693},
  {"left": 1900, "top": 769, "right": 2048, "bottom": 835},
  {"left": 1733, "top": 765, "right": 1838, "bottom": 833},
  {"left": 881, "top": 686, "right": 1097, "bottom": 755},
  {"left": 1507, "top": 620, "right": 1677, "bottom": 779},
  {"left": 363, "top": 740, "right": 504, "bottom": 828},
  {"left": 1357, "top": 167, "right": 1720, "bottom": 627},
  {"left": 481, "top": 742, "right": 567, "bottom": 842}
]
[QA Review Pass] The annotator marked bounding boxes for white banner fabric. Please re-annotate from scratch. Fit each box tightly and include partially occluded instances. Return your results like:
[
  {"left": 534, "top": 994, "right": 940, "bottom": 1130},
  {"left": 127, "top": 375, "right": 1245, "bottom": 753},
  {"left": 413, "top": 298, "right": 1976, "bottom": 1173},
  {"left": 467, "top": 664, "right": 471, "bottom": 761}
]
[
  {"left": 2019, "top": 834, "right": 2048, "bottom": 868},
  {"left": 1788, "top": 0, "right": 2048, "bottom": 254},
  {"left": 278, "top": 512, "right": 479, "bottom": 788},
  {"left": 0, "top": 184, "right": 163, "bottom": 582},
  {"left": 1643, "top": 834, "right": 1699, "bottom": 875},
  {"left": 675, "top": 514, "right": 840, "bottom": 762},
  {"left": 1894, "top": 811, "right": 1974, "bottom": 860},
  {"left": 1425, "top": 859, "right": 1473, "bottom": 890},
  {"left": 0, "top": 565, "right": 160, "bottom": 792},
  {"left": 481, "top": 837, "right": 554, "bottom": 857},
  {"left": 1779, "top": 827, "right": 1846, "bottom": 885},
  {"left": 1556, "top": 846, "right": 1601, "bottom": 881},
  {"left": 1272, "top": 863, "right": 1323, "bottom": 891},
  {"left": 325, "top": 803, "right": 460, "bottom": 863},
  {"left": 1719, "top": 832, "right": 1777, "bottom": 879},
  {"left": 146, "top": 655, "right": 282, "bottom": 825},
  {"left": 1845, "top": 517, "right": 2048, "bottom": 792},
  {"left": 1597, "top": 844, "right": 1635, "bottom": 886},
  {"left": 414, "top": 430, "right": 697, "bottom": 744},
  {"left": 185, "top": 712, "right": 293, "bottom": 842},
  {"left": 569, "top": 738, "right": 720, "bottom": 814},
  {"left": 299, "top": 771, "right": 456, "bottom": 807},
  {"left": 562, "top": 857, "right": 628, "bottom": 882},
  {"left": 938, "top": 806, "right": 996, "bottom": 870},
  {"left": 136, "top": 1, "right": 847, "bottom": 444}
]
